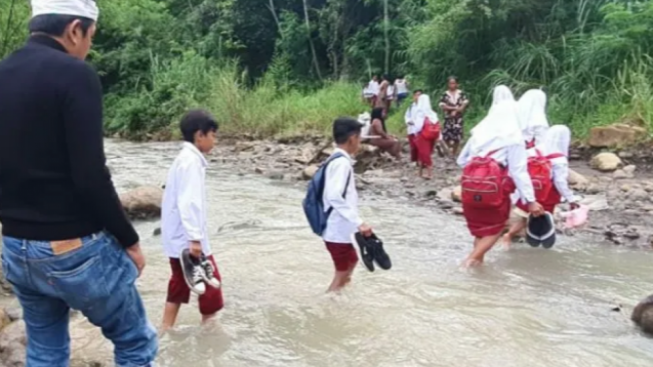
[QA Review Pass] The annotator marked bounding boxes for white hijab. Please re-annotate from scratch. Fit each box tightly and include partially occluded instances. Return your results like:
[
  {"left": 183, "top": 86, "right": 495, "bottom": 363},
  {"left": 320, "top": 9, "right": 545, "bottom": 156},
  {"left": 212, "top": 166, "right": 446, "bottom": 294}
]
[
  {"left": 492, "top": 85, "right": 515, "bottom": 108},
  {"left": 471, "top": 85, "right": 516, "bottom": 135},
  {"left": 467, "top": 100, "right": 522, "bottom": 157},
  {"left": 517, "top": 89, "right": 548, "bottom": 139},
  {"left": 414, "top": 94, "right": 439, "bottom": 123},
  {"left": 541, "top": 125, "right": 571, "bottom": 157},
  {"left": 31, "top": 0, "right": 99, "bottom": 21}
]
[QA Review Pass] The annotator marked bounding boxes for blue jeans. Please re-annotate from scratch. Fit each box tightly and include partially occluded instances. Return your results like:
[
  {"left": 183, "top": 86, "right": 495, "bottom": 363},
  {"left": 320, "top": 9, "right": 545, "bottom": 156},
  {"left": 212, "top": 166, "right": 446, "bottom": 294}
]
[{"left": 1, "top": 232, "right": 158, "bottom": 367}]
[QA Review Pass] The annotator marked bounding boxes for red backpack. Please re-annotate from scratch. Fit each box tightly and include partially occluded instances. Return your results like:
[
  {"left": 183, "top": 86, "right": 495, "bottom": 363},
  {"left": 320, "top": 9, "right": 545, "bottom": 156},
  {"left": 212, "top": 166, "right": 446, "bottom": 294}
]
[
  {"left": 527, "top": 150, "right": 564, "bottom": 203},
  {"left": 461, "top": 150, "right": 515, "bottom": 209},
  {"left": 421, "top": 117, "right": 441, "bottom": 141}
]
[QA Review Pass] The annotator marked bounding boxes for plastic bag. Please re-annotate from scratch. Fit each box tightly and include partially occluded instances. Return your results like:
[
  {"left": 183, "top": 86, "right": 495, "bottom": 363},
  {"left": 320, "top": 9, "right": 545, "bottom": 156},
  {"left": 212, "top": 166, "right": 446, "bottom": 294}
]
[{"left": 559, "top": 205, "right": 589, "bottom": 229}]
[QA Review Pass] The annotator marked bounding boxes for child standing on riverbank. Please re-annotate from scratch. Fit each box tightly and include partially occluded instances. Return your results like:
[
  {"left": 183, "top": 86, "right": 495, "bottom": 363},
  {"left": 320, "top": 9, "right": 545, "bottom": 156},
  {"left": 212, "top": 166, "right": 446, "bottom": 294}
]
[
  {"left": 160, "top": 110, "right": 223, "bottom": 331},
  {"left": 323, "top": 118, "right": 373, "bottom": 292}
]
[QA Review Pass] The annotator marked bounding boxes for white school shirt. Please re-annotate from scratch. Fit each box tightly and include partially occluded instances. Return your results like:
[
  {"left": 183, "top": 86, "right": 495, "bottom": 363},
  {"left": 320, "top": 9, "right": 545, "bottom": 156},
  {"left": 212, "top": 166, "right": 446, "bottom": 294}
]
[
  {"left": 322, "top": 149, "right": 363, "bottom": 244},
  {"left": 386, "top": 85, "right": 396, "bottom": 100},
  {"left": 524, "top": 125, "right": 548, "bottom": 147},
  {"left": 551, "top": 158, "right": 576, "bottom": 203},
  {"left": 457, "top": 142, "right": 536, "bottom": 203},
  {"left": 404, "top": 102, "right": 424, "bottom": 135},
  {"left": 395, "top": 80, "right": 408, "bottom": 94},
  {"left": 369, "top": 81, "right": 380, "bottom": 96},
  {"left": 161, "top": 142, "right": 211, "bottom": 258}
]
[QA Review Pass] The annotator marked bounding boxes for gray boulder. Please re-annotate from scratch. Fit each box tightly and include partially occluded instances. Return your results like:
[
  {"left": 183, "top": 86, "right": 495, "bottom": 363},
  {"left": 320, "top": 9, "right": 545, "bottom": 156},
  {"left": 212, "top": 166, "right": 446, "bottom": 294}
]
[
  {"left": 632, "top": 294, "right": 653, "bottom": 335},
  {"left": 119, "top": 186, "right": 163, "bottom": 220}
]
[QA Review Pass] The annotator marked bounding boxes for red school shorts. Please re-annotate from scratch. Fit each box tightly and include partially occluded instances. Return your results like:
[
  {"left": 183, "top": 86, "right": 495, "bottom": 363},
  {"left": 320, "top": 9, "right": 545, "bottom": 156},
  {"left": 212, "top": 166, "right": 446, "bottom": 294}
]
[
  {"left": 167, "top": 255, "right": 224, "bottom": 315},
  {"left": 324, "top": 242, "right": 359, "bottom": 272}
]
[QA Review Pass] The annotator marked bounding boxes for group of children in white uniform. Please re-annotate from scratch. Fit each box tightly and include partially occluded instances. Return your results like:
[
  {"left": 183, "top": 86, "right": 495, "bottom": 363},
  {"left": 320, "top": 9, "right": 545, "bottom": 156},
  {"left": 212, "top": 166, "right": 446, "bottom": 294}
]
[
  {"left": 159, "top": 85, "right": 579, "bottom": 327},
  {"left": 457, "top": 85, "right": 578, "bottom": 267}
]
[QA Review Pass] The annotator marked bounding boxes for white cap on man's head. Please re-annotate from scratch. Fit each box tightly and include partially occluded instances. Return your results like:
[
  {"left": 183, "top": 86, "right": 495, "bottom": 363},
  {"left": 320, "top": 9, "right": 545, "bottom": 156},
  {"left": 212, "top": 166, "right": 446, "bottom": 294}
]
[{"left": 31, "top": 0, "right": 99, "bottom": 21}]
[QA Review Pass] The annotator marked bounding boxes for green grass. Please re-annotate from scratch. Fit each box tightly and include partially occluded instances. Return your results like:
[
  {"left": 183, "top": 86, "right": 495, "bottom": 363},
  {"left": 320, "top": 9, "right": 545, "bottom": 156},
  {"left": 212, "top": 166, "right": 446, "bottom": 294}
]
[
  {"left": 206, "top": 70, "right": 366, "bottom": 138},
  {"left": 104, "top": 57, "right": 653, "bottom": 142}
]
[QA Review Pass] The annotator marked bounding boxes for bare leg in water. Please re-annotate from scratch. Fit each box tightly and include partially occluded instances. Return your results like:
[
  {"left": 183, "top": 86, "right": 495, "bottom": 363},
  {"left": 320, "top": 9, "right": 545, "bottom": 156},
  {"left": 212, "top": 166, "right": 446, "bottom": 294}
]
[
  {"left": 327, "top": 263, "right": 356, "bottom": 293},
  {"left": 502, "top": 218, "right": 527, "bottom": 250},
  {"left": 161, "top": 302, "right": 181, "bottom": 333},
  {"left": 465, "top": 233, "right": 503, "bottom": 267}
]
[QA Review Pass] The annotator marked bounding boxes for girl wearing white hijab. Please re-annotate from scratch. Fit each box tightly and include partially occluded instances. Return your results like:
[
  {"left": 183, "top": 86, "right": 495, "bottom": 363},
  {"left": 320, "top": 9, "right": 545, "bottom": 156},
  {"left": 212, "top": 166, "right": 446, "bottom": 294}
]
[
  {"left": 517, "top": 89, "right": 549, "bottom": 148},
  {"left": 491, "top": 85, "right": 514, "bottom": 108},
  {"left": 469, "top": 85, "right": 515, "bottom": 137},
  {"left": 503, "top": 125, "right": 579, "bottom": 247},
  {"left": 405, "top": 92, "right": 440, "bottom": 179},
  {"left": 457, "top": 88, "right": 543, "bottom": 267}
]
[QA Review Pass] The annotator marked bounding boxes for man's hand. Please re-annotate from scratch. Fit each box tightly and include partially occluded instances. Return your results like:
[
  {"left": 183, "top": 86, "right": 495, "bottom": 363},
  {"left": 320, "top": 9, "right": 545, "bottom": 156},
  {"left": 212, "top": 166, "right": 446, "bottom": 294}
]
[
  {"left": 528, "top": 202, "right": 545, "bottom": 217},
  {"left": 189, "top": 241, "right": 202, "bottom": 259},
  {"left": 126, "top": 243, "right": 146, "bottom": 277},
  {"left": 358, "top": 223, "right": 373, "bottom": 237},
  {"left": 569, "top": 202, "right": 580, "bottom": 210}
]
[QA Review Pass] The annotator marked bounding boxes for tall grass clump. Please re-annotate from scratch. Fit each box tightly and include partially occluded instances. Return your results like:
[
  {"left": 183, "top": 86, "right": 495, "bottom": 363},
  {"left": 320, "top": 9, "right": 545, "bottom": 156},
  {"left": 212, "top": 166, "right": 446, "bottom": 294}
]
[{"left": 106, "top": 56, "right": 368, "bottom": 139}]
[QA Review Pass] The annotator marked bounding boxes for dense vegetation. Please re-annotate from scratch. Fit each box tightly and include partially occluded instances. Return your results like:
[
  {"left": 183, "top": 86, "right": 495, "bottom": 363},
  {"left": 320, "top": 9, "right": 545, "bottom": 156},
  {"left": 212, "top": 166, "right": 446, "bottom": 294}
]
[{"left": 2, "top": 0, "right": 653, "bottom": 140}]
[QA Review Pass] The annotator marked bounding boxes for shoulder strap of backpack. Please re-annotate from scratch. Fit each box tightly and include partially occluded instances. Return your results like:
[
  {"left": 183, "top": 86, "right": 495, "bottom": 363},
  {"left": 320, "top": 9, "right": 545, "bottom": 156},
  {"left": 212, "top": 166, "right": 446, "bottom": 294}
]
[
  {"left": 342, "top": 170, "right": 352, "bottom": 198},
  {"left": 324, "top": 162, "right": 353, "bottom": 217},
  {"left": 546, "top": 153, "right": 565, "bottom": 160},
  {"left": 317, "top": 153, "right": 344, "bottom": 197},
  {"left": 483, "top": 149, "right": 500, "bottom": 158}
]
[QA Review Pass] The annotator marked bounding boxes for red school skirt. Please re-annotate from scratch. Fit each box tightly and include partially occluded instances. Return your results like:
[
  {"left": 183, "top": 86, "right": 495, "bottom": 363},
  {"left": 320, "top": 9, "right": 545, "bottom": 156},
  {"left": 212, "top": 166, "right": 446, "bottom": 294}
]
[
  {"left": 407, "top": 134, "right": 434, "bottom": 168},
  {"left": 462, "top": 197, "right": 511, "bottom": 238},
  {"left": 516, "top": 186, "right": 561, "bottom": 214}
]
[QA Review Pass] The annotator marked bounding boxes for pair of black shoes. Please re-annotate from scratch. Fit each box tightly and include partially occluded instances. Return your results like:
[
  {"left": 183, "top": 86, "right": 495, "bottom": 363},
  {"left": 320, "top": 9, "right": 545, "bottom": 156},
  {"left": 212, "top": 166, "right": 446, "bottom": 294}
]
[
  {"left": 352, "top": 232, "right": 392, "bottom": 272},
  {"left": 180, "top": 249, "right": 221, "bottom": 295}
]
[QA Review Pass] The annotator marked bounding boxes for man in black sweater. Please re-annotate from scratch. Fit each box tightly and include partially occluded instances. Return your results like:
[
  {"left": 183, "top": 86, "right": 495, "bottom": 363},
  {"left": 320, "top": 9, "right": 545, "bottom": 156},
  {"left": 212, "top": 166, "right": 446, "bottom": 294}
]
[{"left": 0, "top": 1, "right": 157, "bottom": 366}]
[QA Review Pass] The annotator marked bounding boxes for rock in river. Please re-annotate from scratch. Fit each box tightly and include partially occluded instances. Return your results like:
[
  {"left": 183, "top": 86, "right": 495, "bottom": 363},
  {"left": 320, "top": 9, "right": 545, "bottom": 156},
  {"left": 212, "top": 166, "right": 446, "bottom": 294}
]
[
  {"left": 613, "top": 169, "right": 629, "bottom": 180},
  {"left": 451, "top": 186, "right": 462, "bottom": 203},
  {"left": 590, "top": 152, "right": 622, "bottom": 172},
  {"left": 0, "top": 319, "right": 26, "bottom": 367},
  {"left": 632, "top": 294, "right": 653, "bottom": 335},
  {"left": 568, "top": 169, "right": 589, "bottom": 190},
  {"left": 588, "top": 124, "right": 646, "bottom": 148},
  {"left": 302, "top": 165, "right": 319, "bottom": 180},
  {"left": 119, "top": 186, "right": 163, "bottom": 220}
]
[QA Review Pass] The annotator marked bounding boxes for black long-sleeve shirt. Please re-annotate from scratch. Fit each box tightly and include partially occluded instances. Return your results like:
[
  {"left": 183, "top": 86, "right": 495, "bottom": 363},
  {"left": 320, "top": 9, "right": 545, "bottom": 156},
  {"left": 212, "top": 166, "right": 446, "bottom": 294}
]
[{"left": 0, "top": 35, "right": 139, "bottom": 248}]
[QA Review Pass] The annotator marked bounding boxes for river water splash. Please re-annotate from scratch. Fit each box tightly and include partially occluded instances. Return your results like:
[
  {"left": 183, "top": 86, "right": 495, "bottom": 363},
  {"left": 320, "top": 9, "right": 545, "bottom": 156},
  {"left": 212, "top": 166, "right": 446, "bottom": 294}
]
[{"left": 30, "top": 140, "right": 653, "bottom": 366}]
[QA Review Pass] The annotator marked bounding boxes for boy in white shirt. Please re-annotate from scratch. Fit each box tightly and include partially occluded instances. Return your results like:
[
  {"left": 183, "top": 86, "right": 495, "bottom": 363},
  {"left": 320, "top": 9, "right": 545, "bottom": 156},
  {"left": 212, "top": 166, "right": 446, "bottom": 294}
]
[
  {"left": 161, "top": 110, "right": 223, "bottom": 331},
  {"left": 323, "top": 118, "right": 373, "bottom": 292}
]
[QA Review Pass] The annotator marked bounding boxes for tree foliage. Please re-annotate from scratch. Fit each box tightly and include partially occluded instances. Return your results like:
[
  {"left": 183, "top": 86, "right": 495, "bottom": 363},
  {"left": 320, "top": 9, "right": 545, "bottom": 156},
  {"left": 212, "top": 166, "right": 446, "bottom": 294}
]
[{"left": 2, "top": 0, "right": 653, "bottom": 138}]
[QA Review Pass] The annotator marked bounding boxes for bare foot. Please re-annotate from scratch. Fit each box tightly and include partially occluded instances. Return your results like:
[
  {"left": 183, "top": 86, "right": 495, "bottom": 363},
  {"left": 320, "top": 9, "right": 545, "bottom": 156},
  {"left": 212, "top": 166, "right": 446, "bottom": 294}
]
[{"left": 464, "top": 258, "right": 482, "bottom": 268}]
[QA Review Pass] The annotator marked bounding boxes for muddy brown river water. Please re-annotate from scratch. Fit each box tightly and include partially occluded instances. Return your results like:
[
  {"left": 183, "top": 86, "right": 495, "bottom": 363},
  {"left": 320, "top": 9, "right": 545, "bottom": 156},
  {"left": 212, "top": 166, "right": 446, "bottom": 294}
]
[{"left": 8, "top": 139, "right": 653, "bottom": 366}]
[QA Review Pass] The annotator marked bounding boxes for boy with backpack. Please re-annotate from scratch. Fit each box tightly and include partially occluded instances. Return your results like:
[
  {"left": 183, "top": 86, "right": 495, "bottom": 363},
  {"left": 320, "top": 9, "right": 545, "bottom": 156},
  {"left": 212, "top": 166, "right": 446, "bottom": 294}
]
[
  {"left": 303, "top": 118, "right": 373, "bottom": 292},
  {"left": 160, "top": 110, "right": 223, "bottom": 331},
  {"left": 457, "top": 92, "right": 543, "bottom": 267},
  {"left": 503, "top": 125, "right": 579, "bottom": 247}
]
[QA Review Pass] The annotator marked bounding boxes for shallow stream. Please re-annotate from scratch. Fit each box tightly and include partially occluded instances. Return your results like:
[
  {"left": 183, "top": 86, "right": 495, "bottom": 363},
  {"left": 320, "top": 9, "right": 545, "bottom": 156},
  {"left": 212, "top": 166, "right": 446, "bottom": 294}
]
[{"left": 24, "top": 140, "right": 653, "bottom": 366}]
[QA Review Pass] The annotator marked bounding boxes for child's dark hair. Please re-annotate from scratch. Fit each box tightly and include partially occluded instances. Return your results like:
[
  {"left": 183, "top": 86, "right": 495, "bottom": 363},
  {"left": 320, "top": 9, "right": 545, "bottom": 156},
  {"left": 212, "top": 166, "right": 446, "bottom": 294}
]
[
  {"left": 180, "top": 109, "right": 218, "bottom": 143},
  {"left": 333, "top": 117, "right": 363, "bottom": 145}
]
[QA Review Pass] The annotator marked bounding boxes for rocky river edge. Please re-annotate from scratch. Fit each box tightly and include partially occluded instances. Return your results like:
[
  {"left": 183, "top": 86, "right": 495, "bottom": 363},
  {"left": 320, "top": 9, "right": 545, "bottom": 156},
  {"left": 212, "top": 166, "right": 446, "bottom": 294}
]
[{"left": 212, "top": 134, "right": 653, "bottom": 249}]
